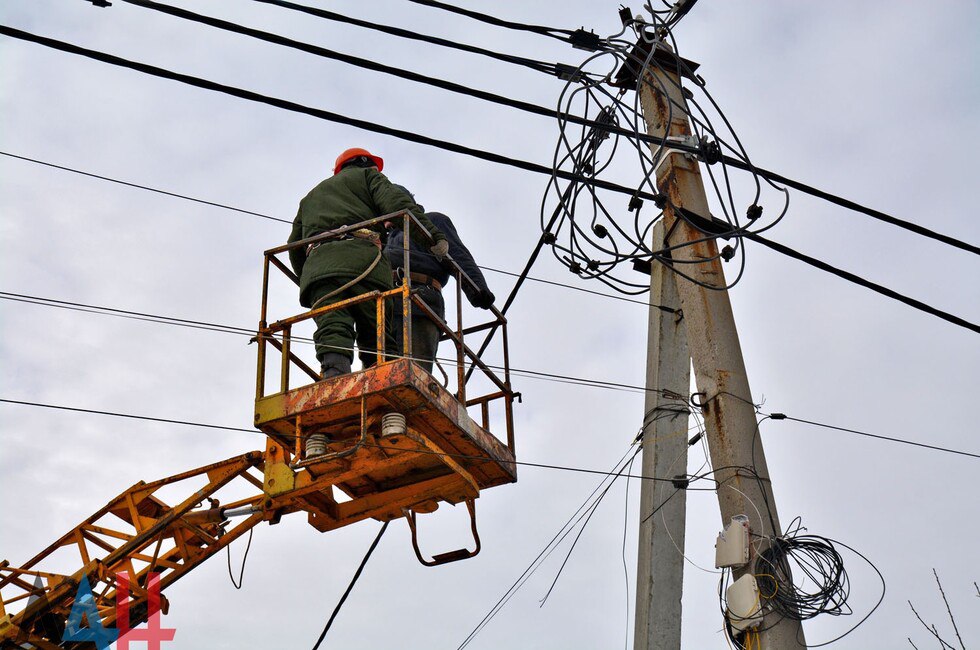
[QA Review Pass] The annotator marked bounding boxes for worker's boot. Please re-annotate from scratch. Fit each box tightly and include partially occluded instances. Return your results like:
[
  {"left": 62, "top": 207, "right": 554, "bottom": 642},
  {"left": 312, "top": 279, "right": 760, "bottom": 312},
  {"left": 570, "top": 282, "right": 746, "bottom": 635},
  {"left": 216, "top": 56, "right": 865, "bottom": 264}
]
[
  {"left": 306, "top": 433, "right": 328, "bottom": 458},
  {"left": 320, "top": 353, "right": 352, "bottom": 380}
]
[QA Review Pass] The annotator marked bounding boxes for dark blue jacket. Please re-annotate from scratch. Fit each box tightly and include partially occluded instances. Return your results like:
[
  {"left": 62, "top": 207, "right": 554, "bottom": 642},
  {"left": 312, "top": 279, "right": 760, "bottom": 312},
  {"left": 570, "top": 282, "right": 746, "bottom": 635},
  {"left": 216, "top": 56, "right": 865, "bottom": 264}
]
[{"left": 384, "top": 211, "right": 492, "bottom": 307}]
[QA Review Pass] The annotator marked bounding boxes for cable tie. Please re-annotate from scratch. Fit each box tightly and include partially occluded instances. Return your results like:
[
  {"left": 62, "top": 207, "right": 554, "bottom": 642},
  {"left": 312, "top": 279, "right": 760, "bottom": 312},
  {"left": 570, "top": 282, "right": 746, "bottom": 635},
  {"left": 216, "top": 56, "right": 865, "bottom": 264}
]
[
  {"left": 567, "top": 260, "right": 583, "bottom": 275},
  {"left": 569, "top": 28, "right": 601, "bottom": 51},
  {"left": 586, "top": 259, "right": 600, "bottom": 271},
  {"left": 541, "top": 231, "right": 557, "bottom": 245}
]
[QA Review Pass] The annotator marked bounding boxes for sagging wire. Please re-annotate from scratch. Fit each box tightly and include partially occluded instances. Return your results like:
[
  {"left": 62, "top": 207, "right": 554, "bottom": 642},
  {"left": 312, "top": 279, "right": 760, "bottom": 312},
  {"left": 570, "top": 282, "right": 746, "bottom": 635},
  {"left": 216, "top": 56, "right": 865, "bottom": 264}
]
[
  {"left": 225, "top": 528, "right": 254, "bottom": 590},
  {"left": 540, "top": 3, "right": 792, "bottom": 294},
  {"left": 711, "top": 404, "right": 887, "bottom": 647},
  {"left": 718, "top": 515, "right": 885, "bottom": 649}
]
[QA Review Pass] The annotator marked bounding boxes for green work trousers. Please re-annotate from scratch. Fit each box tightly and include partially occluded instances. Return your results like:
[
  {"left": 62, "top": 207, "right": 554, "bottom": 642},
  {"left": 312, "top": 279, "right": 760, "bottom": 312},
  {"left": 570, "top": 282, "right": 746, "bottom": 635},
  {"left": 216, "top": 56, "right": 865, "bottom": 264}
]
[{"left": 308, "top": 277, "right": 397, "bottom": 368}]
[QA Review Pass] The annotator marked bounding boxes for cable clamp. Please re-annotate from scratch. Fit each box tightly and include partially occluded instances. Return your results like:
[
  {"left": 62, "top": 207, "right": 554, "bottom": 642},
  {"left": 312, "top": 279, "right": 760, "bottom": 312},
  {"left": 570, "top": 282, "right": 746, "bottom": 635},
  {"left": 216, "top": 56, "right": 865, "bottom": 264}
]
[
  {"left": 554, "top": 63, "right": 583, "bottom": 81},
  {"left": 569, "top": 29, "right": 602, "bottom": 51}
]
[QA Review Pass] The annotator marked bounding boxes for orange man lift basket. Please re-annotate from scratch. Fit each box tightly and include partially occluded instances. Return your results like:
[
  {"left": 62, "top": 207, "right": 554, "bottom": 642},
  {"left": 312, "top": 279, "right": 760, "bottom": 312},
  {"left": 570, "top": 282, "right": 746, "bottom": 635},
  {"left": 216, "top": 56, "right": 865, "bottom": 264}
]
[{"left": 0, "top": 211, "right": 518, "bottom": 647}]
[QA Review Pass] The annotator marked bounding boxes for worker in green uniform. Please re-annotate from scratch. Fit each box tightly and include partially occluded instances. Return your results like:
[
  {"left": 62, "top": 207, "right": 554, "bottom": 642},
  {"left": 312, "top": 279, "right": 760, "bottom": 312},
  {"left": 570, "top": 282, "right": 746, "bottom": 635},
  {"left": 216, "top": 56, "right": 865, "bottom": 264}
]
[{"left": 287, "top": 147, "right": 448, "bottom": 379}]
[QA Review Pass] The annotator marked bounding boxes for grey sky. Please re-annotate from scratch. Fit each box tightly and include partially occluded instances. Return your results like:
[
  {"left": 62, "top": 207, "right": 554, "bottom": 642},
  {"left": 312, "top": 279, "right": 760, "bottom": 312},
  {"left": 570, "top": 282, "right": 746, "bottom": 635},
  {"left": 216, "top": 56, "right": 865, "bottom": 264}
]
[{"left": 1, "top": 1, "right": 978, "bottom": 649}]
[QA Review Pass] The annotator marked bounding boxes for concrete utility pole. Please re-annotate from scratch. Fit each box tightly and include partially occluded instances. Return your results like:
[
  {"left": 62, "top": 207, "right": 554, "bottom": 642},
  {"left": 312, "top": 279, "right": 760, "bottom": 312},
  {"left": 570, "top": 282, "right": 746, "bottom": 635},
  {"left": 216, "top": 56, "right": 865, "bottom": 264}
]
[
  {"left": 637, "top": 47, "right": 807, "bottom": 649},
  {"left": 633, "top": 222, "right": 691, "bottom": 650}
]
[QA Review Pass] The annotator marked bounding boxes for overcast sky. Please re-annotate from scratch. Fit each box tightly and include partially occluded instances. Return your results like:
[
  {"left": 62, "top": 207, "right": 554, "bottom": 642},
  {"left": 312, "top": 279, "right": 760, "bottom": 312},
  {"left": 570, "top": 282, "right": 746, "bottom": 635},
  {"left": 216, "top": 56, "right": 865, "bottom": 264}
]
[{"left": 1, "top": 1, "right": 978, "bottom": 649}]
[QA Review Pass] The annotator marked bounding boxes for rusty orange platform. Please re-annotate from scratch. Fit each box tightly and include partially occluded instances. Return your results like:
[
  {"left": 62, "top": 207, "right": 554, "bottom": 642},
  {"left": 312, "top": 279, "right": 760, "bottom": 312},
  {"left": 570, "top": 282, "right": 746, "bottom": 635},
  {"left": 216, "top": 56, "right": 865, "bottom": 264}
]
[{"left": 253, "top": 358, "right": 516, "bottom": 531}]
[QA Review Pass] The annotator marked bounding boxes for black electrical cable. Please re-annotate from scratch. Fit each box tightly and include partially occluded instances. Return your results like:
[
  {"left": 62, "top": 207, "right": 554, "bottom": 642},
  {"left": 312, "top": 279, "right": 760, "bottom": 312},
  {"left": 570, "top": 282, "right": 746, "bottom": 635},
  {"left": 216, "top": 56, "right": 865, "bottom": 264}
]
[
  {"left": 310, "top": 521, "right": 388, "bottom": 650},
  {"left": 5, "top": 26, "right": 969, "bottom": 264},
  {"left": 404, "top": 0, "right": 577, "bottom": 41},
  {"left": 0, "top": 150, "right": 667, "bottom": 311},
  {"left": 755, "top": 530, "right": 849, "bottom": 623},
  {"left": 113, "top": 0, "right": 656, "bottom": 157},
  {"left": 0, "top": 397, "right": 711, "bottom": 483},
  {"left": 0, "top": 291, "right": 673, "bottom": 395},
  {"left": 723, "top": 156, "right": 980, "bottom": 257},
  {"left": 250, "top": 0, "right": 562, "bottom": 76},
  {"left": 226, "top": 528, "right": 253, "bottom": 590},
  {"left": 0, "top": 151, "right": 288, "bottom": 223},
  {"left": 744, "top": 231, "right": 980, "bottom": 335},
  {"left": 0, "top": 24, "right": 661, "bottom": 202},
  {"left": 456, "top": 444, "right": 641, "bottom": 649},
  {"left": 6, "top": 292, "right": 980, "bottom": 460},
  {"left": 5, "top": 26, "right": 971, "bottom": 260},
  {"left": 747, "top": 520, "right": 887, "bottom": 648},
  {"left": 539, "top": 448, "right": 640, "bottom": 607},
  {"left": 116, "top": 0, "right": 601, "bottom": 127},
  {"left": 0, "top": 291, "right": 257, "bottom": 336},
  {"left": 768, "top": 413, "right": 980, "bottom": 460}
]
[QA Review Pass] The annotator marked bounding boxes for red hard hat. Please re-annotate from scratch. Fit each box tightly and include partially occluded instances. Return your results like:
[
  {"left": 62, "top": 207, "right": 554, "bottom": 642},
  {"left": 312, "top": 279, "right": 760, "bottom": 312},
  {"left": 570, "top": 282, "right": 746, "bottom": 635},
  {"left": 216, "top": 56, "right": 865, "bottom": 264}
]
[{"left": 333, "top": 148, "right": 384, "bottom": 175}]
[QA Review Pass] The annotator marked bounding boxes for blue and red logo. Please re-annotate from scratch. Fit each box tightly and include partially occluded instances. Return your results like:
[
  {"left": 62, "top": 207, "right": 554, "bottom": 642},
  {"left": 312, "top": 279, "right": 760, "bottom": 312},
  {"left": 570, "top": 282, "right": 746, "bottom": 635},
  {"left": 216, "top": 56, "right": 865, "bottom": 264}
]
[{"left": 61, "top": 571, "right": 176, "bottom": 649}]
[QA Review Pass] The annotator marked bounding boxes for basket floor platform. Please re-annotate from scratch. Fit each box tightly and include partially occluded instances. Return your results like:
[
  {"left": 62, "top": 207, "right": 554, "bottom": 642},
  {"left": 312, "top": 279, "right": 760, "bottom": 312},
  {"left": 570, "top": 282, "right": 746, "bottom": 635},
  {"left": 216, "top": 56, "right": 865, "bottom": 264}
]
[{"left": 253, "top": 358, "right": 517, "bottom": 532}]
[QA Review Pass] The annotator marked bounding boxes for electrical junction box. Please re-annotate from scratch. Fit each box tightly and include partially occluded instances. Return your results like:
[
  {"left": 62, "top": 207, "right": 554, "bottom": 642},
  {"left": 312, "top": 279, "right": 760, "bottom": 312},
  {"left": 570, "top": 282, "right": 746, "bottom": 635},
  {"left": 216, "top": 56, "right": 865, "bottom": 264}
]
[
  {"left": 726, "top": 574, "right": 763, "bottom": 632},
  {"left": 715, "top": 515, "right": 750, "bottom": 568}
]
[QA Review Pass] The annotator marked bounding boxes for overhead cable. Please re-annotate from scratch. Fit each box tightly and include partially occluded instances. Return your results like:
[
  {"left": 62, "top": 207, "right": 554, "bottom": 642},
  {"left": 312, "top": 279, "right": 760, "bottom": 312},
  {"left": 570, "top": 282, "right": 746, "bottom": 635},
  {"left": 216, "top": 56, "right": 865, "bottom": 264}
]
[
  {"left": 0, "top": 25, "right": 657, "bottom": 202},
  {"left": 2, "top": 397, "right": 975, "bottom": 472},
  {"left": 113, "top": 1, "right": 637, "bottom": 150},
  {"left": 0, "top": 291, "right": 662, "bottom": 395},
  {"left": 250, "top": 0, "right": 563, "bottom": 76},
  {"left": 404, "top": 0, "right": 580, "bottom": 43},
  {"left": 0, "top": 397, "right": 693, "bottom": 483},
  {"left": 3, "top": 29, "right": 972, "bottom": 332},
  {"left": 0, "top": 151, "right": 288, "bottom": 224},
  {"left": 0, "top": 150, "right": 664, "bottom": 310},
  {"left": 5, "top": 24, "right": 970, "bottom": 260},
  {"left": 767, "top": 413, "right": 980, "bottom": 460},
  {"left": 310, "top": 521, "right": 389, "bottom": 650},
  {"left": 744, "top": 231, "right": 980, "bottom": 335},
  {"left": 117, "top": 1, "right": 587, "bottom": 121},
  {"left": 723, "top": 157, "right": 980, "bottom": 257}
]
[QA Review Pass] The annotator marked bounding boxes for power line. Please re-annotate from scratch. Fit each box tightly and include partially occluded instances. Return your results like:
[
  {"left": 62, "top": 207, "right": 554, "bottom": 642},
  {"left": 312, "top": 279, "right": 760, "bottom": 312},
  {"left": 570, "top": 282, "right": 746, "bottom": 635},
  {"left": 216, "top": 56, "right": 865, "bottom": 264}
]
[
  {"left": 0, "top": 150, "right": 664, "bottom": 311},
  {"left": 722, "top": 157, "right": 980, "bottom": 257},
  {"left": 0, "top": 25, "right": 652, "bottom": 202},
  {"left": 0, "top": 291, "right": 660, "bottom": 395},
  {"left": 114, "top": 3, "right": 980, "bottom": 260},
  {"left": 3, "top": 27, "right": 974, "bottom": 333},
  {"left": 250, "top": 0, "right": 564, "bottom": 76},
  {"left": 4, "top": 23, "right": 973, "bottom": 263},
  {"left": 109, "top": 1, "right": 650, "bottom": 157},
  {"left": 118, "top": 0, "right": 571, "bottom": 120},
  {"left": 0, "top": 151, "right": 288, "bottom": 224},
  {"left": 744, "top": 231, "right": 980, "bottom": 335},
  {"left": 0, "top": 397, "right": 685, "bottom": 483},
  {"left": 2, "top": 396, "right": 975, "bottom": 467},
  {"left": 310, "top": 521, "right": 388, "bottom": 650},
  {"left": 767, "top": 413, "right": 980, "bottom": 460},
  {"left": 404, "top": 0, "right": 580, "bottom": 43}
]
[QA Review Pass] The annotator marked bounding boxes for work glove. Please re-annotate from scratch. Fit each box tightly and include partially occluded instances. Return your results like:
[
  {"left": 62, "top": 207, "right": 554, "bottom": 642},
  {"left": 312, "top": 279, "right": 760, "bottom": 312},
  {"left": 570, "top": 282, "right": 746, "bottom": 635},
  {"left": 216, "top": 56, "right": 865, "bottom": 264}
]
[
  {"left": 472, "top": 288, "right": 496, "bottom": 310},
  {"left": 429, "top": 239, "right": 450, "bottom": 261}
]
